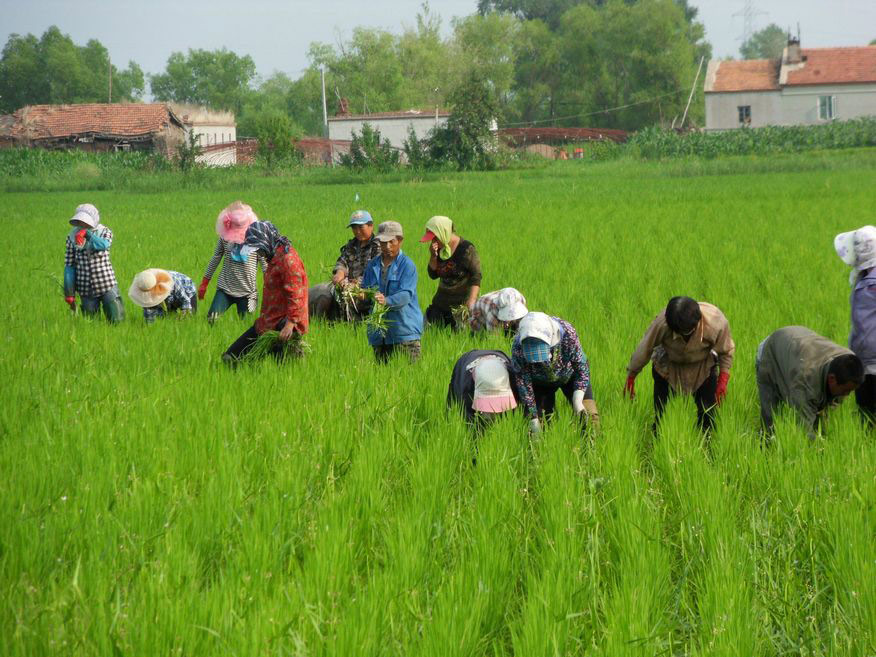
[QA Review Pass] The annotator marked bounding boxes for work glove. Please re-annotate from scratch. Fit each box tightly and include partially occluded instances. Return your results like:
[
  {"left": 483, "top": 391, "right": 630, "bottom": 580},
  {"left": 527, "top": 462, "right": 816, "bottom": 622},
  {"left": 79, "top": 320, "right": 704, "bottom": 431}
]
[
  {"left": 624, "top": 375, "right": 636, "bottom": 400},
  {"left": 74, "top": 229, "right": 87, "bottom": 247},
  {"left": 571, "top": 389, "right": 585, "bottom": 414},
  {"left": 64, "top": 296, "right": 76, "bottom": 311},
  {"left": 198, "top": 277, "right": 209, "bottom": 300},
  {"left": 528, "top": 418, "right": 542, "bottom": 436},
  {"left": 715, "top": 371, "right": 730, "bottom": 405}
]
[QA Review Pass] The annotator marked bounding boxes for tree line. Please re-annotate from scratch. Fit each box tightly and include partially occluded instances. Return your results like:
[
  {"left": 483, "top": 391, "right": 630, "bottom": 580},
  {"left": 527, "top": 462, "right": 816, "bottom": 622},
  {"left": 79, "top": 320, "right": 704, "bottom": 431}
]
[{"left": 5, "top": 2, "right": 856, "bottom": 137}]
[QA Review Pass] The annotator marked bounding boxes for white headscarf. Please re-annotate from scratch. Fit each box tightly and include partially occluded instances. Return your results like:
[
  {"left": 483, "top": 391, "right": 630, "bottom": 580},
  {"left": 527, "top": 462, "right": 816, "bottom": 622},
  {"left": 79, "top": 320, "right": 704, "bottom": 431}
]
[
  {"left": 835, "top": 225, "right": 876, "bottom": 285},
  {"left": 517, "top": 312, "right": 561, "bottom": 347}
]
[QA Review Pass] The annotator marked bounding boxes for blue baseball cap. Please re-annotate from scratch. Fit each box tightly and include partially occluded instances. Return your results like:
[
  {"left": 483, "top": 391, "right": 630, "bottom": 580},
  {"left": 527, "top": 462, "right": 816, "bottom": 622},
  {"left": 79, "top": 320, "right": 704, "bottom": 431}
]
[
  {"left": 521, "top": 337, "right": 551, "bottom": 363},
  {"left": 348, "top": 210, "right": 373, "bottom": 226}
]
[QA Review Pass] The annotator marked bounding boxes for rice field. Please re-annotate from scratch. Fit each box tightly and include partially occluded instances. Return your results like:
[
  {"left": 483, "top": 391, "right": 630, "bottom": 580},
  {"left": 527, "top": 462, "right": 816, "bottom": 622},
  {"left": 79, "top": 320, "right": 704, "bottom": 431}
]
[{"left": 2, "top": 153, "right": 876, "bottom": 655}]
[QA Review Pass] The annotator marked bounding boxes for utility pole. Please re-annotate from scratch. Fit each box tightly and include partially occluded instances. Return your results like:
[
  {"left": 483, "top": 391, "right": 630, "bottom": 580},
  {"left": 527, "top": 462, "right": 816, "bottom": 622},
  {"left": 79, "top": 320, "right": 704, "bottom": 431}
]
[
  {"left": 733, "top": 0, "right": 766, "bottom": 48},
  {"left": 108, "top": 57, "right": 112, "bottom": 103},
  {"left": 320, "top": 66, "right": 328, "bottom": 138}
]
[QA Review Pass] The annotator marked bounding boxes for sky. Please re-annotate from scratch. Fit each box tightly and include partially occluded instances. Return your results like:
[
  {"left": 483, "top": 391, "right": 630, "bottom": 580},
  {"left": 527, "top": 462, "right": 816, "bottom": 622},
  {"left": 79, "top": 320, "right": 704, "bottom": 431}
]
[{"left": 2, "top": 0, "right": 875, "bottom": 82}]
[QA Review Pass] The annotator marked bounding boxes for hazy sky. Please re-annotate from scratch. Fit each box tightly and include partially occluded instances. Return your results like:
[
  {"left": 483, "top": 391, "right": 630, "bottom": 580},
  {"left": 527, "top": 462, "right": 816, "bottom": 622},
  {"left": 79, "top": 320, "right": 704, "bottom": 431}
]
[{"left": 3, "top": 0, "right": 875, "bottom": 81}]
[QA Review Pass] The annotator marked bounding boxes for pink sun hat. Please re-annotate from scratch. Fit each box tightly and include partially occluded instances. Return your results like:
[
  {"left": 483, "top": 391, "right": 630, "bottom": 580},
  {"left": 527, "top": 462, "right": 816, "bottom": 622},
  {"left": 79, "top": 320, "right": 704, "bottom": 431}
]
[{"left": 216, "top": 201, "right": 258, "bottom": 244}]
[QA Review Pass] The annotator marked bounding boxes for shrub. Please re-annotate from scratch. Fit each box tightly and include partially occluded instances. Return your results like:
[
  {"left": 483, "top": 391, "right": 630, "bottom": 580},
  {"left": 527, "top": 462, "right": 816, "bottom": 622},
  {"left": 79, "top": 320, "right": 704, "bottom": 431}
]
[{"left": 339, "top": 123, "right": 400, "bottom": 173}]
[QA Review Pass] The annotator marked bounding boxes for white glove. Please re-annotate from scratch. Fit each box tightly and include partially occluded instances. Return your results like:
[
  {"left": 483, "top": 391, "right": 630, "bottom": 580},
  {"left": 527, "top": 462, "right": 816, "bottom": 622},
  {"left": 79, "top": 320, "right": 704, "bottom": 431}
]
[
  {"left": 572, "top": 389, "right": 585, "bottom": 414},
  {"left": 528, "top": 418, "right": 542, "bottom": 435}
]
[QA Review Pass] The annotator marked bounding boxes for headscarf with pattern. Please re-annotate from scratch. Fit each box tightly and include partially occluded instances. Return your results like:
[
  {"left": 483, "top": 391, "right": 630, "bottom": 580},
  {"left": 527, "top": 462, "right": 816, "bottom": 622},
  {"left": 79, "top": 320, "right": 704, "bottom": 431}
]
[{"left": 240, "top": 220, "right": 290, "bottom": 259}]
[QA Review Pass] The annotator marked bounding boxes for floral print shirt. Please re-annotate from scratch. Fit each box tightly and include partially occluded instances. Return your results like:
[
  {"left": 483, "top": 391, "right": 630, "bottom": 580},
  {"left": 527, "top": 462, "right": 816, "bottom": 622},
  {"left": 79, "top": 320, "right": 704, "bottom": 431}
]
[{"left": 255, "top": 245, "right": 309, "bottom": 335}]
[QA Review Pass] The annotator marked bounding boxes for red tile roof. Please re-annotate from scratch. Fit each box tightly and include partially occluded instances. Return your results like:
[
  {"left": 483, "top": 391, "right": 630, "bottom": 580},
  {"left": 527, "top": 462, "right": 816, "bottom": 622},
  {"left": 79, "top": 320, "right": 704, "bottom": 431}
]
[
  {"left": 329, "top": 109, "right": 449, "bottom": 121},
  {"left": 708, "top": 59, "right": 781, "bottom": 92},
  {"left": 785, "top": 46, "right": 876, "bottom": 86},
  {"left": 9, "top": 103, "right": 183, "bottom": 140}
]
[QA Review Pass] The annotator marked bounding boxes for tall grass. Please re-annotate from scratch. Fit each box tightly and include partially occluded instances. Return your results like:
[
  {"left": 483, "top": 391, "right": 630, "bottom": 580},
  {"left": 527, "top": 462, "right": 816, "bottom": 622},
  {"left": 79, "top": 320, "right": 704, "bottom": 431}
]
[{"left": 1, "top": 154, "right": 875, "bottom": 655}]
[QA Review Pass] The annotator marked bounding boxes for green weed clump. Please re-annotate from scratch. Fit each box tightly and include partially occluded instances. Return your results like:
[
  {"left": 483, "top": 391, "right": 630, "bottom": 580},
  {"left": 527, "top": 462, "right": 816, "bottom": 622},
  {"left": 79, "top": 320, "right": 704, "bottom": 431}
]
[{"left": 1, "top": 153, "right": 875, "bottom": 655}]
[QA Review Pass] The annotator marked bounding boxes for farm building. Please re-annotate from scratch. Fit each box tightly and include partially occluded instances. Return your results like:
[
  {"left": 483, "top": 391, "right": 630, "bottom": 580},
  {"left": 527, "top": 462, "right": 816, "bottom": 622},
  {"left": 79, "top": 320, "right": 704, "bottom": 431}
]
[
  {"left": 328, "top": 104, "right": 450, "bottom": 151},
  {"left": 704, "top": 40, "right": 876, "bottom": 130},
  {"left": 0, "top": 103, "right": 186, "bottom": 156},
  {"left": 169, "top": 103, "right": 237, "bottom": 166}
]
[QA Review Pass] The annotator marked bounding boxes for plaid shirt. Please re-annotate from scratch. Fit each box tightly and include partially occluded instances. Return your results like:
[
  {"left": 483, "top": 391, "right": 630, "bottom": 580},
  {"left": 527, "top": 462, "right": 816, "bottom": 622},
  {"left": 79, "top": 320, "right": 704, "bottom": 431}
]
[
  {"left": 64, "top": 224, "right": 118, "bottom": 297},
  {"left": 255, "top": 245, "right": 309, "bottom": 335},
  {"left": 469, "top": 288, "right": 527, "bottom": 332},
  {"left": 143, "top": 271, "right": 196, "bottom": 322},
  {"left": 511, "top": 317, "right": 590, "bottom": 418},
  {"left": 333, "top": 236, "right": 381, "bottom": 282}
]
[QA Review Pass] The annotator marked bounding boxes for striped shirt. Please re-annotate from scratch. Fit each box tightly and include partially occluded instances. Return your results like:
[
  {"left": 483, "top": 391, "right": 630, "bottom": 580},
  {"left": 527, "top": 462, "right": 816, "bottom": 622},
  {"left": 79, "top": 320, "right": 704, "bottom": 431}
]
[
  {"left": 64, "top": 224, "right": 118, "bottom": 297},
  {"left": 203, "top": 238, "right": 266, "bottom": 303}
]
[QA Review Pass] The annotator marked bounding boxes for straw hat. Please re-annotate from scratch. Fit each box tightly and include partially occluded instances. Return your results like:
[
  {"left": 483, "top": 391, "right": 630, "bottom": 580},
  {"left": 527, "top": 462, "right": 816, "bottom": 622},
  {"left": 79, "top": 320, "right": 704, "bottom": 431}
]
[
  {"left": 128, "top": 269, "right": 173, "bottom": 307},
  {"left": 216, "top": 201, "right": 258, "bottom": 244}
]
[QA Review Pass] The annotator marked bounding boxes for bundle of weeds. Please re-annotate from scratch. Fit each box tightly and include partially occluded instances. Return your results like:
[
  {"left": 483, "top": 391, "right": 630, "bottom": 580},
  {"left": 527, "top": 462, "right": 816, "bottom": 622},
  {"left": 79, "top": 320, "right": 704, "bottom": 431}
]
[
  {"left": 245, "top": 330, "right": 310, "bottom": 361},
  {"left": 451, "top": 304, "right": 471, "bottom": 330},
  {"left": 336, "top": 282, "right": 392, "bottom": 335}
]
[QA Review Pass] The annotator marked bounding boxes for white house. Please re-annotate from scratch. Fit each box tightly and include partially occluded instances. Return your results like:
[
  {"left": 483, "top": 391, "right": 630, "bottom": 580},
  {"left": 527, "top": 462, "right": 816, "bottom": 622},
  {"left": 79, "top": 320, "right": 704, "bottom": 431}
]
[
  {"left": 327, "top": 109, "right": 450, "bottom": 150},
  {"left": 169, "top": 103, "right": 237, "bottom": 166},
  {"left": 704, "top": 41, "right": 876, "bottom": 130}
]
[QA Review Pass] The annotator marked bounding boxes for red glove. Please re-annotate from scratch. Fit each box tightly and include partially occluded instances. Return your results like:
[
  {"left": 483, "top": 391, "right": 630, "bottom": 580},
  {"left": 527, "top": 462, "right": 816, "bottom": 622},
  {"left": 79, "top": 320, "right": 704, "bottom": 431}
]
[
  {"left": 74, "top": 229, "right": 87, "bottom": 246},
  {"left": 715, "top": 371, "right": 730, "bottom": 405},
  {"left": 624, "top": 375, "right": 636, "bottom": 400},
  {"left": 64, "top": 296, "right": 75, "bottom": 309},
  {"left": 197, "top": 277, "right": 209, "bottom": 300}
]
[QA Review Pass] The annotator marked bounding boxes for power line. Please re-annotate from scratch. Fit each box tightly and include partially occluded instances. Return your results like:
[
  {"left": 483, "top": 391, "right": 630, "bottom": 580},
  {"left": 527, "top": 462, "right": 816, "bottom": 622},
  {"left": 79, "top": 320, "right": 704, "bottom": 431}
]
[
  {"left": 733, "top": 0, "right": 767, "bottom": 44},
  {"left": 498, "top": 88, "right": 687, "bottom": 129}
]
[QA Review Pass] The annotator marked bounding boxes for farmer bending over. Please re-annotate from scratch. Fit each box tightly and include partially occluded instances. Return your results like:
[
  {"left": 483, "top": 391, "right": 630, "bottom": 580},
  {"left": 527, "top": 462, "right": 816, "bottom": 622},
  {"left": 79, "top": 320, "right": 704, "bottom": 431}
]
[
  {"left": 756, "top": 326, "right": 863, "bottom": 437},
  {"left": 222, "top": 221, "right": 309, "bottom": 364},
  {"left": 625, "top": 296, "right": 735, "bottom": 433},
  {"left": 63, "top": 203, "right": 124, "bottom": 322},
  {"left": 128, "top": 269, "right": 197, "bottom": 323},
  {"left": 448, "top": 349, "right": 518, "bottom": 431},
  {"left": 469, "top": 287, "right": 528, "bottom": 334}
]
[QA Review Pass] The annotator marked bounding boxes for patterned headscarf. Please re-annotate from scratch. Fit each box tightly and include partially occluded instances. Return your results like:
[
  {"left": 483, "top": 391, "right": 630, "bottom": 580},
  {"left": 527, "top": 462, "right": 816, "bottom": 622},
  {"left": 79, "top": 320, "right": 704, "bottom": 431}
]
[{"left": 241, "top": 221, "right": 290, "bottom": 259}]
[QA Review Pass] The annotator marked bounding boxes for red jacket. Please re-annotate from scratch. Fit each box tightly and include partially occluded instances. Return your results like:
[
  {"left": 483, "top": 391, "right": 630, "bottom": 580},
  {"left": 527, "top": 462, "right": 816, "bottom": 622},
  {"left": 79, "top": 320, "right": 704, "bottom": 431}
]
[{"left": 255, "top": 245, "right": 309, "bottom": 335}]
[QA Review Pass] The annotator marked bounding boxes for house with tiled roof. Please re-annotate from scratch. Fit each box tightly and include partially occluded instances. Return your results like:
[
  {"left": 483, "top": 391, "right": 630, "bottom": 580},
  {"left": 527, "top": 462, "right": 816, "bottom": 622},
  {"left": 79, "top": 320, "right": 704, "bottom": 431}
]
[
  {"left": 704, "top": 39, "right": 876, "bottom": 130},
  {"left": 0, "top": 103, "right": 185, "bottom": 156},
  {"left": 327, "top": 98, "right": 451, "bottom": 151}
]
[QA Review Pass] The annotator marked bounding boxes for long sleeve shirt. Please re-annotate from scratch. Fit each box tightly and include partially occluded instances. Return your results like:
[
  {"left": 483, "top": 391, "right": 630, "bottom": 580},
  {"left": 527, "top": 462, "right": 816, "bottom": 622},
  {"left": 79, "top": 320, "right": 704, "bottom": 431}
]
[
  {"left": 255, "top": 245, "right": 309, "bottom": 335},
  {"left": 447, "top": 349, "right": 515, "bottom": 422},
  {"left": 756, "top": 326, "right": 854, "bottom": 434},
  {"left": 361, "top": 252, "right": 423, "bottom": 345},
  {"left": 64, "top": 224, "right": 118, "bottom": 297},
  {"left": 333, "top": 236, "right": 381, "bottom": 281},
  {"left": 427, "top": 239, "right": 482, "bottom": 310},
  {"left": 511, "top": 317, "right": 590, "bottom": 419},
  {"left": 849, "top": 269, "right": 876, "bottom": 373},
  {"left": 203, "top": 238, "right": 266, "bottom": 302},
  {"left": 627, "top": 302, "right": 735, "bottom": 394},
  {"left": 143, "top": 271, "right": 196, "bottom": 323}
]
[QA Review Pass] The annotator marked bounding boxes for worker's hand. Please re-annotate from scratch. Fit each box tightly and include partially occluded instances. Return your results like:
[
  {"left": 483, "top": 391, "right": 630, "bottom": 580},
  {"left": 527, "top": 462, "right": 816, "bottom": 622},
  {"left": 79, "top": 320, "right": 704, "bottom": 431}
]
[
  {"left": 571, "top": 390, "right": 585, "bottom": 414},
  {"left": 715, "top": 371, "right": 730, "bottom": 405},
  {"left": 374, "top": 292, "right": 386, "bottom": 305},
  {"left": 177, "top": 309, "right": 192, "bottom": 319},
  {"left": 624, "top": 375, "right": 636, "bottom": 400},
  {"left": 332, "top": 270, "right": 346, "bottom": 285},
  {"left": 430, "top": 240, "right": 440, "bottom": 257},
  {"left": 64, "top": 296, "right": 76, "bottom": 310},
  {"left": 74, "top": 229, "right": 87, "bottom": 246},
  {"left": 278, "top": 321, "right": 297, "bottom": 341},
  {"left": 528, "top": 418, "right": 542, "bottom": 435},
  {"left": 197, "top": 278, "right": 209, "bottom": 300},
  {"left": 348, "top": 277, "right": 359, "bottom": 286}
]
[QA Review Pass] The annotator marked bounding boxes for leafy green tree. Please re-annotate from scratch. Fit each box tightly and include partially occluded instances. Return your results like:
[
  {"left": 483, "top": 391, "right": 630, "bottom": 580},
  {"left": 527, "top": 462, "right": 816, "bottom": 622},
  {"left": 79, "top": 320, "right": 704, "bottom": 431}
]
[
  {"left": 0, "top": 26, "right": 144, "bottom": 112},
  {"left": 449, "top": 13, "right": 519, "bottom": 110},
  {"left": 477, "top": 0, "right": 584, "bottom": 27},
  {"left": 740, "top": 23, "right": 788, "bottom": 60},
  {"left": 254, "top": 112, "right": 302, "bottom": 170},
  {"left": 428, "top": 75, "right": 498, "bottom": 170},
  {"left": 150, "top": 48, "right": 256, "bottom": 115}
]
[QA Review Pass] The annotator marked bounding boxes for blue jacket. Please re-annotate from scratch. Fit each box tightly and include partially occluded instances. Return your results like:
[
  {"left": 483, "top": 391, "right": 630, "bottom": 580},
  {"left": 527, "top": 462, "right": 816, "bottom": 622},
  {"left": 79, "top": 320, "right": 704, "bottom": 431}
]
[
  {"left": 362, "top": 251, "right": 423, "bottom": 345},
  {"left": 850, "top": 268, "right": 876, "bottom": 369}
]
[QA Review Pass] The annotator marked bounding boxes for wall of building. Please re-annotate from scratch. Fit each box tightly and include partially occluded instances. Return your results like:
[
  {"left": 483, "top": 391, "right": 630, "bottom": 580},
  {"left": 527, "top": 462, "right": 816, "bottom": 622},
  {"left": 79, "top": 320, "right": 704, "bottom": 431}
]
[
  {"left": 779, "top": 83, "right": 876, "bottom": 125},
  {"left": 184, "top": 124, "right": 237, "bottom": 165},
  {"left": 327, "top": 115, "right": 448, "bottom": 150},
  {"left": 705, "top": 91, "right": 783, "bottom": 130}
]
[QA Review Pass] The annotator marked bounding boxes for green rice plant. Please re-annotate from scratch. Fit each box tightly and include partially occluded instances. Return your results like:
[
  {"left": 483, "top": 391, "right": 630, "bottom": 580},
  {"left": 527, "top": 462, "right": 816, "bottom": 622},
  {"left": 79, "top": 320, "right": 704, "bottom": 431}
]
[
  {"left": 336, "top": 282, "right": 392, "bottom": 335},
  {"left": 450, "top": 303, "right": 470, "bottom": 330},
  {"left": 244, "top": 330, "right": 310, "bottom": 361}
]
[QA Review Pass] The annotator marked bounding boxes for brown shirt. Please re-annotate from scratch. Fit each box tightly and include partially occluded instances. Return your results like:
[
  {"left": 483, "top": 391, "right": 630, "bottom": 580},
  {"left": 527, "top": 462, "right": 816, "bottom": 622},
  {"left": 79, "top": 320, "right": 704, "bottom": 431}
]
[{"left": 626, "top": 302, "right": 735, "bottom": 393}]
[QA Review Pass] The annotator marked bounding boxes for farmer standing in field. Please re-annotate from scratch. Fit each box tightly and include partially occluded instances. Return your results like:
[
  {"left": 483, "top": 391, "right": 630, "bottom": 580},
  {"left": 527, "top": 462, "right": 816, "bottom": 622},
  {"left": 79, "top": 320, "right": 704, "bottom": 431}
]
[
  {"left": 198, "top": 201, "right": 266, "bottom": 324},
  {"left": 834, "top": 225, "right": 876, "bottom": 425},
  {"left": 361, "top": 221, "right": 423, "bottom": 362},
  {"left": 63, "top": 203, "right": 124, "bottom": 322},
  {"left": 420, "top": 215, "right": 482, "bottom": 329},
  {"left": 625, "top": 296, "right": 734, "bottom": 433},
  {"left": 447, "top": 349, "right": 519, "bottom": 430},
  {"left": 510, "top": 312, "right": 600, "bottom": 435},
  {"left": 128, "top": 269, "right": 197, "bottom": 322},
  {"left": 309, "top": 209, "right": 381, "bottom": 321},
  {"left": 756, "top": 326, "right": 863, "bottom": 436},
  {"left": 222, "top": 221, "right": 309, "bottom": 364},
  {"left": 468, "top": 287, "right": 528, "bottom": 334}
]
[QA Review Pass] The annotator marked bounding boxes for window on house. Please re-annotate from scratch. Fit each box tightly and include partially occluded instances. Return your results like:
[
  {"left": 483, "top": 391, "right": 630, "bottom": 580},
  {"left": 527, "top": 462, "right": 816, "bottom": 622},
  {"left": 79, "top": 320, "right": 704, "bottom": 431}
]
[
  {"left": 737, "top": 105, "right": 751, "bottom": 125},
  {"left": 818, "top": 95, "right": 837, "bottom": 120}
]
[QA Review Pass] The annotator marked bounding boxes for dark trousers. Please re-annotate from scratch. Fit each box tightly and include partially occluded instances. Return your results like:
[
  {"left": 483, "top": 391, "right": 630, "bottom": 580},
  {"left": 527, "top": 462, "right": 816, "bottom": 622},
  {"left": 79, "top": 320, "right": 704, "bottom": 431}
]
[
  {"left": 653, "top": 366, "right": 718, "bottom": 432},
  {"left": 80, "top": 286, "right": 125, "bottom": 323},
  {"left": 533, "top": 379, "right": 593, "bottom": 419},
  {"left": 208, "top": 289, "right": 250, "bottom": 320},
  {"left": 373, "top": 340, "right": 421, "bottom": 363},
  {"left": 425, "top": 305, "right": 456, "bottom": 329},
  {"left": 223, "top": 318, "right": 287, "bottom": 362},
  {"left": 855, "top": 374, "right": 876, "bottom": 426}
]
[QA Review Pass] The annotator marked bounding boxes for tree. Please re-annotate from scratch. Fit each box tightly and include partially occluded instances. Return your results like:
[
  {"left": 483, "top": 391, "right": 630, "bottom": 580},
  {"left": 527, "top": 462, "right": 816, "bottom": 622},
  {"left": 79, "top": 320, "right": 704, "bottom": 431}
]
[
  {"left": 150, "top": 48, "right": 257, "bottom": 115},
  {"left": 449, "top": 13, "right": 519, "bottom": 111},
  {"left": 254, "top": 112, "right": 302, "bottom": 170},
  {"left": 428, "top": 75, "right": 498, "bottom": 170},
  {"left": 339, "top": 123, "right": 400, "bottom": 172},
  {"left": 740, "top": 23, "right": 788, "bottom": 60},
  {"left": 0, "top": 26, "right": 144, "bottom": 112}
]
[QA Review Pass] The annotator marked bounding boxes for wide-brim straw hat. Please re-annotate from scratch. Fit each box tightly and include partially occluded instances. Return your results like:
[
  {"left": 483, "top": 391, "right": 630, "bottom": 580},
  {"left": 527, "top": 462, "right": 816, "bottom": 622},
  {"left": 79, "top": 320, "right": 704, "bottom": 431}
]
[
  {"left": 216, "top": 201, "right": 258, "bottom": 244},
  {"left": 128, "top": 269, "right": 173, "bottom": 307}
]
